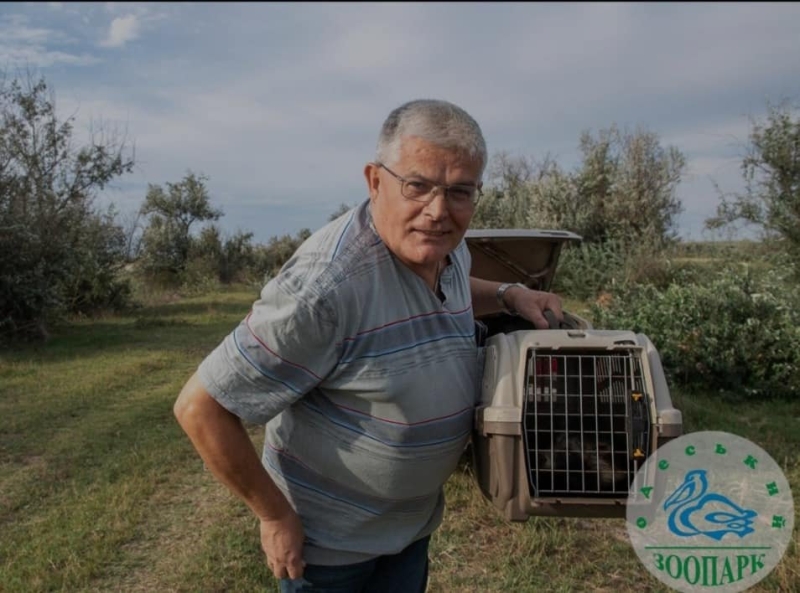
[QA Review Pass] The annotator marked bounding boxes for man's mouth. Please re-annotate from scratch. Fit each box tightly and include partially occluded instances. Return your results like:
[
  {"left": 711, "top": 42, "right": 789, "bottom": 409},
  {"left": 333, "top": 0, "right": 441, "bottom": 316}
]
[{"left": 416, "top": 229, "right": 449, "bottom": 237}]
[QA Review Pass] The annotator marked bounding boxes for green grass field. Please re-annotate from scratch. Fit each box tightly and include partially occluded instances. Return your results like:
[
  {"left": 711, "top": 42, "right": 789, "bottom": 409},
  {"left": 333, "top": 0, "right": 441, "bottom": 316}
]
[{"left": 1, "top": 287, "right": 797, "bottom": 592}]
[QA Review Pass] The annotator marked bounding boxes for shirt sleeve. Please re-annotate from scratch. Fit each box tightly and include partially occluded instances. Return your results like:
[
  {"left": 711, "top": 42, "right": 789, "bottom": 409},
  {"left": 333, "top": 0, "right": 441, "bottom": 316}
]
[{"left": 197, "top": 268, "right": 340, "bottom": 425}]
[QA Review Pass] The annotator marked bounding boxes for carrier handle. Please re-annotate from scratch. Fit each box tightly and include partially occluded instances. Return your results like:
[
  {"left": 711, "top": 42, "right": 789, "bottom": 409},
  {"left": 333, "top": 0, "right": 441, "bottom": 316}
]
[{"left": 543, "top": 309, "right": 577, "bottom": 330}]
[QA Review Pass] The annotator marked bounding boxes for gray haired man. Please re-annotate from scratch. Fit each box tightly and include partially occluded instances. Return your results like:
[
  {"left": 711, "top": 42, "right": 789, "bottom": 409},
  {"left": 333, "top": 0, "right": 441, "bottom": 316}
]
[{"left": 174, "top": 99, "right": 562, "bottom": 592}]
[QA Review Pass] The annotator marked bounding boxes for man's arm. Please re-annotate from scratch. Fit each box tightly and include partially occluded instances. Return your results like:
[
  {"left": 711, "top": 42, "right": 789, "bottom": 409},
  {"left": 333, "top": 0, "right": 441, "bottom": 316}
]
[
  {"left": 469, "top": 276, "right": 563, "bottom": 329},
  {"left": 174, "top": 372, "right": 305, "bottom": 580}
]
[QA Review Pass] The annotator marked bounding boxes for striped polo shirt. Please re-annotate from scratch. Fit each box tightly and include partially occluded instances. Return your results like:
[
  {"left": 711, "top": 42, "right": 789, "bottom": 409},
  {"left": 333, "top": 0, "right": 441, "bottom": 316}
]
[{"left": 197, "top": 199, "right": 480, "bottom": 565}]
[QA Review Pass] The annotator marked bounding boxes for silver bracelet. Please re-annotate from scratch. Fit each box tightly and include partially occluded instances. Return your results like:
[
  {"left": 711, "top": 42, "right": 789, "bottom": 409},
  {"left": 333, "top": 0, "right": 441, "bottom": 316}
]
[{"left": 496, "top": 282, "right": 526, "bottom": 315}]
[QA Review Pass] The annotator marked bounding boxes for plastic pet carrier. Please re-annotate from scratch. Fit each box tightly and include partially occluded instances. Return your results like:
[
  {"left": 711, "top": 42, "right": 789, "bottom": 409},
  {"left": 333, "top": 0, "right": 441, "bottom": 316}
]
[{"left": 466, "top": 229, "right": 683, "bottom": 520}]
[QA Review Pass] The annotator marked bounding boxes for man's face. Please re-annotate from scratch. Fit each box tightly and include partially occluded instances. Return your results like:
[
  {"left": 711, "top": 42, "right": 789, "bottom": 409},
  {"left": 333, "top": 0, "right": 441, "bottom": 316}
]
[{"left": 364, "top": 136, "right": 482, "bottom": 279}]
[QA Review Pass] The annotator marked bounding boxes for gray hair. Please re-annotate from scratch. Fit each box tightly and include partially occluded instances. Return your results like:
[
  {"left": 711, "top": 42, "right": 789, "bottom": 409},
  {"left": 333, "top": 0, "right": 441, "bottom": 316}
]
[{"left": 375, "top": 99, "right": 487, "bottom": 177}]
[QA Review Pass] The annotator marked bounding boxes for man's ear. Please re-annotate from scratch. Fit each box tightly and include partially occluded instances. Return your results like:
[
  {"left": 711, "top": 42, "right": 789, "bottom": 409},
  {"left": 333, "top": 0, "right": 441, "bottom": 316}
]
[{"left": 364, "top": 162, "right": 380, "bottom": 201}]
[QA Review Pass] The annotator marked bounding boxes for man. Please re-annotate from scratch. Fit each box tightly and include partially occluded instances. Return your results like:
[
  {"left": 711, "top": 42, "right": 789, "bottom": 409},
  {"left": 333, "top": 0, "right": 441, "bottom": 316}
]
[{"left": 174, "top": 99, "right": 563, "bottom": 592}]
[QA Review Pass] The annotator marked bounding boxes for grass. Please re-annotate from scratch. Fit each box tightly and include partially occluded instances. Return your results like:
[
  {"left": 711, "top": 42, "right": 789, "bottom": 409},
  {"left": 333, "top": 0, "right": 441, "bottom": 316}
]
[{"left": 1, "top": 286, "right": 798, "bottom": 592}]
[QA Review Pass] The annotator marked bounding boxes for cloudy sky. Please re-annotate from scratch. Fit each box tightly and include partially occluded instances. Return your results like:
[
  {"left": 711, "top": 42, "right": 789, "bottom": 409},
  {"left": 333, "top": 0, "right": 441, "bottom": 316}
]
[{"left": 2, "top": 2, "right": 799, "bottom": 243}]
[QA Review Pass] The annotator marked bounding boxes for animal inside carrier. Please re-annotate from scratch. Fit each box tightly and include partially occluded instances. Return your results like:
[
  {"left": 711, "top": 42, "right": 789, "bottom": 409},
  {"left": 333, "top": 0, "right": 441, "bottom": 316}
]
[{"left": 466, "top": 229, "right": 683, "bottom": 520}]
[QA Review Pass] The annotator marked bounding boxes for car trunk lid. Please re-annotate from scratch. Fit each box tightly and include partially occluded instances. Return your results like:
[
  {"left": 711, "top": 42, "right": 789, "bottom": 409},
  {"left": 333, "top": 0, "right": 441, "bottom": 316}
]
[{"left": 465, "top": 229, "right": 582, "bottom": 292}]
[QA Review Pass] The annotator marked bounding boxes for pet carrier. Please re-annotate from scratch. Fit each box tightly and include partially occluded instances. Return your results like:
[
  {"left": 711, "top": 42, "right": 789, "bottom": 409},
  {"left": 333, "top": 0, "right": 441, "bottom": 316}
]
[{"left": 466, "top": 229, "right": 683, "bottom": 520}]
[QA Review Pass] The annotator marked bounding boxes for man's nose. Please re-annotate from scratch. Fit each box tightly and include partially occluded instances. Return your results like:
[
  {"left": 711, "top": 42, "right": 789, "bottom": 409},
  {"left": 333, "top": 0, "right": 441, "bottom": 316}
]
[{"left": 423, "top": 188, "right": 449, "bottom": 218}]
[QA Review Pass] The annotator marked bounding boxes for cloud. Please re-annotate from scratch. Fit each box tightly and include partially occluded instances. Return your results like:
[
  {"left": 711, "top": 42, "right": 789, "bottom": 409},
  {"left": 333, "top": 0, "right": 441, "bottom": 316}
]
[
  {"left": 100, "top": 14, "right": 140, "bottom": 48},
  {"left": 0, "top": 45, "right": 100, "bottom": 68},
  {"left": 0, "top": 13, "right": 61, "bottom": 42},
  {"left": 0, "top": 13, "right": 100, "bottom": 68},
  {"left": 17, "top": 2, "right": 798, "bottom": 243}
]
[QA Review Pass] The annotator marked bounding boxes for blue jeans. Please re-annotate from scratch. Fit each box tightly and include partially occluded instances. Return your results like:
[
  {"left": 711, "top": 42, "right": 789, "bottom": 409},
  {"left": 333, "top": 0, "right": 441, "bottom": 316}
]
[{"left": 279, "top": 536, "right": 430, "bottom": 593}]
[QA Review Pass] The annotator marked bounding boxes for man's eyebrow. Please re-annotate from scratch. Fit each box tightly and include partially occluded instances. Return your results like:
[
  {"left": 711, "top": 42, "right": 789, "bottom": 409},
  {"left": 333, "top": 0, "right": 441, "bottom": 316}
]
[
  {"left": 404, "top": 170, "right": 478, "bottom": 187},
  {"left": 402, "top": 169, "right": 428, "bottom": 180}
]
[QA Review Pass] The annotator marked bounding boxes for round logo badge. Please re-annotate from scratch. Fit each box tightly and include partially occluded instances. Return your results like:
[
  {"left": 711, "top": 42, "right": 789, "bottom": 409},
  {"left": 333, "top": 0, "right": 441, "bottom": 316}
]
[{"left": 626, "top": 431, "right": 794, "bottom": 592}]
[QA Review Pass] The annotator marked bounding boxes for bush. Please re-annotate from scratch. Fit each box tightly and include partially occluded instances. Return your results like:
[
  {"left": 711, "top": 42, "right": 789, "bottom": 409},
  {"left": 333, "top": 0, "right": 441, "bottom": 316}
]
[
  {"left": 61, "top": 209, "right": 134, "bottom": 316},
  {"left": 249, "top": 229, "right": 312, "bottom": 285},
  {"left": 178, "top": 256, "right": 221, "bottom": 295},
  {"left": 591, "top": 265, "right": 800, "bottom": 399},
  {"left": 553, "top": 240, "right": 684, "bottom": 301},
  {"left": 552, "top": 241, "right": 630, "bottom": 301}
]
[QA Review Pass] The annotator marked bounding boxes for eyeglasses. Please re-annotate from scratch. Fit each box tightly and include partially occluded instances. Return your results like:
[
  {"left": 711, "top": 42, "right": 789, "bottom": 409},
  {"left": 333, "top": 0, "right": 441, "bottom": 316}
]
[{"left": 376, "top": 163, "right": 481, "bottom": 210}]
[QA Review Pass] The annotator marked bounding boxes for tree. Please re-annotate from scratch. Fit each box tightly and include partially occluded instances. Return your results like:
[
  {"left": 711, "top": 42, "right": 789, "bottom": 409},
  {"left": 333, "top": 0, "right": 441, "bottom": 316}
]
[
  {"left": 328, "top": 202, "right": 356, "bottom": 222},
  {"left": 0, "top": 71, "right": 134, "bottom": 341},
  {"left": 60, "top": 205, "right": 132, "bottom": 315},
  {"left": 706, "top": 101, "right": 800, "bottom": 258},
  {"left": 251, "top": 228, "right": 312, "bottom": 282},
  {"left": 574, "top": 125, "right": 685, "bottom": 245},
  {"left": 472, "top": 152, "right": 538, "bottom": 229},
  {"left": 191, "top": 224, "right": 256, "bottom": 284},
  {"left": 138, "top": 171, "right": 223, "bottom": 282},
  {"left": 472, "top": 125, "right": 686, "bottom": 249}
]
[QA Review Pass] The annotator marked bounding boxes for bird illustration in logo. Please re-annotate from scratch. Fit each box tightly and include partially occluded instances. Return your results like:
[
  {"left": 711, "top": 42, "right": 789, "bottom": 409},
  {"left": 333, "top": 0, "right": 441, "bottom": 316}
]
[{"left": 663, "top": 469, "right": 758, "bottom": 541}]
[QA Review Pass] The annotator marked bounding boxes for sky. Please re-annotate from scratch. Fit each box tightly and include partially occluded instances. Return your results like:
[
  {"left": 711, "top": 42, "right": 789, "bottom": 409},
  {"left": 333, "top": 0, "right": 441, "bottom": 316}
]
[{"left": 2, "top": 2, "right": 799, "bottom": 244}]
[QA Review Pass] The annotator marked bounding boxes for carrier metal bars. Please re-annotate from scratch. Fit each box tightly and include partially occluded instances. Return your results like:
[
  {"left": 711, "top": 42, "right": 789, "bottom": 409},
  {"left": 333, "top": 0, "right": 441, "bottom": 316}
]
[{"left": 523, "top": 348, "right": 651, "bottom": 497}]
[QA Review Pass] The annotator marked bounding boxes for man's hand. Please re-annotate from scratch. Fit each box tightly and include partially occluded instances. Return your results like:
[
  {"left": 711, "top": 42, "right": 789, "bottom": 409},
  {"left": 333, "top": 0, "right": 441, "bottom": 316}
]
[
  {"left": 505, "top": 285, "right": 563, "bottom": 329},
  {"left": 469, "top": 277, "right": 564, "bottom": 328},
  {"left": 260, "top": 510, "right": 306, "bottom": 580},
  {"left": 173, "top": 375, "right": 307, "bottom": 581}
]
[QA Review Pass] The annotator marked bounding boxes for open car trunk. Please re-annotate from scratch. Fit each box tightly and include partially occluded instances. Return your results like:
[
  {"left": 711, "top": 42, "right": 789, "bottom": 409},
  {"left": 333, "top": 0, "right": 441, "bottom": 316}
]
[
  {"left": 466, "top": 228, "right": 592, "bottom": 334},
  {"left": 465, "top": 229, "right": 683, "bottom": 520}
]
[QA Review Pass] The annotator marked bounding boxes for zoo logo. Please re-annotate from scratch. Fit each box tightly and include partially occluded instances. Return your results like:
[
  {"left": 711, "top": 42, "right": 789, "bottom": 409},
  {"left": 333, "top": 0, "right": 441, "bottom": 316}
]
[{"left": 626, "top": 431, "right": 794, "bottom": 593}]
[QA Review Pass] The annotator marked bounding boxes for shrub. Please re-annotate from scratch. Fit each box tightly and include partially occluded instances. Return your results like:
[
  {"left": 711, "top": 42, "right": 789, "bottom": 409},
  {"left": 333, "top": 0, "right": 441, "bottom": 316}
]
[
  {"left": 553, "top": 240, "right": 682, "bottom": 301},
  {"left": 591, "top": 265, "right": 800, "bottom": 399},
  {"left": 178, "top": 256, "right": 221, "bottom": 295},
  {"left": 552, "top": 240, "right": 630, "bottom": 300}
]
